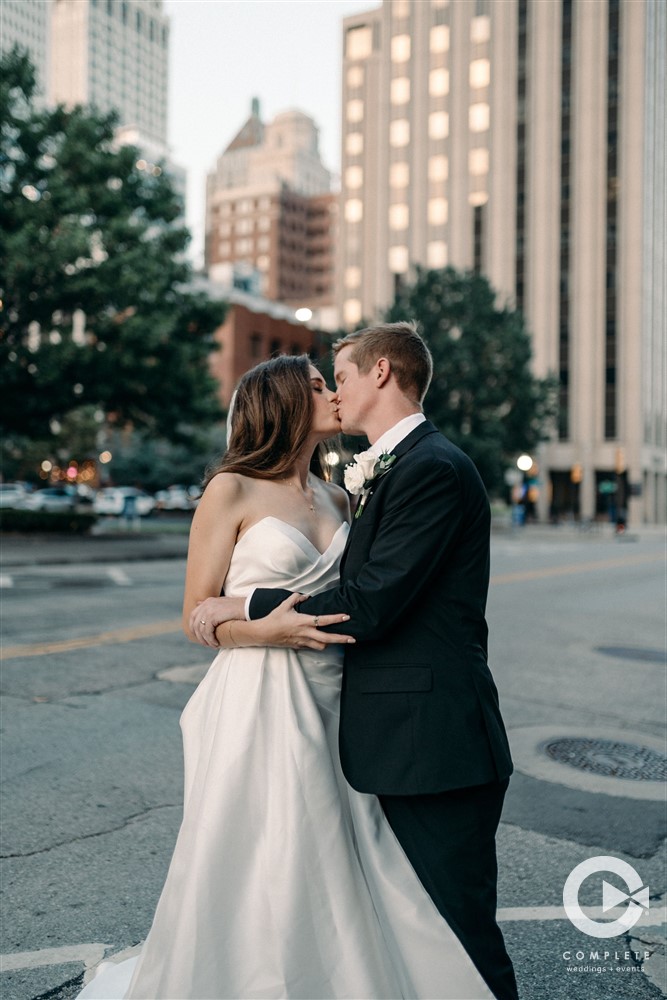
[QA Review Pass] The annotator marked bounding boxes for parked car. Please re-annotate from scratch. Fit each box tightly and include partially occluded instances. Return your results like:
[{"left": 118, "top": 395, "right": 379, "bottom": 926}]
[
  {"left": 22, "top": 485, "right": 79, "bottom": 513},
  {"left": 0, "top": 483, "right": 31, "bottom": 508},
  {"left": 93, "top": 487, "right": 155, "bottom": 517},
  {"left": 154, "top": 484, "right": 201, "bottom": 511}
]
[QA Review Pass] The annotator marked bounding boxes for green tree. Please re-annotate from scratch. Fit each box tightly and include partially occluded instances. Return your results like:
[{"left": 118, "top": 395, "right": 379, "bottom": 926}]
[
  {"left": 0, "top": 48, "right": 225, "bottom": 453},
  {"left": 385, "top": 266, "right": 556, "bottom": 494}
]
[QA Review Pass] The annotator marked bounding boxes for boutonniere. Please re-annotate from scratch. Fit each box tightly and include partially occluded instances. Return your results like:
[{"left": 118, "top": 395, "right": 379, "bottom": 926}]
[{"left": 343, "top": 449, "right": 397, "bottom": 518}]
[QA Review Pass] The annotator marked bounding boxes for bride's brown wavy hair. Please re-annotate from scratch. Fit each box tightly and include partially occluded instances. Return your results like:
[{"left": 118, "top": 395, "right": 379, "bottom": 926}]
[{"left": 204, "top": 354, "right": 325, "bottom": 484}]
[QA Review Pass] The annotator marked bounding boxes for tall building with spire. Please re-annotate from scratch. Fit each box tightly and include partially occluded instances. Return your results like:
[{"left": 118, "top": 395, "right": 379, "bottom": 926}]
[
  {"left": 205, "top": 100, "right": 339, "bottom": 329},
  {"left": 338, "top": 0, "right": 665, "bottom": 526}
]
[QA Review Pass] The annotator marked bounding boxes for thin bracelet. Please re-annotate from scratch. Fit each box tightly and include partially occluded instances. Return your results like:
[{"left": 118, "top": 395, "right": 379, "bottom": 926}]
[{"left": 228, "top": 620, "right": 235, "bottom": 647}]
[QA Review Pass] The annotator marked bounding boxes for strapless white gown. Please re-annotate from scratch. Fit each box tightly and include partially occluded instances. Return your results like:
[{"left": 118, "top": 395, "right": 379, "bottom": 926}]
[{"left": 79, "top": 517, "right": 492, "bottom": 999}]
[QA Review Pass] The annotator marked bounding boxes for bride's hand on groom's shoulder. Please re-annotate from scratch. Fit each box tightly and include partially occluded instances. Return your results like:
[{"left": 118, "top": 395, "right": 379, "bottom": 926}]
[{"left": 259, "top": 593, "right": 355, "bottom": 651}]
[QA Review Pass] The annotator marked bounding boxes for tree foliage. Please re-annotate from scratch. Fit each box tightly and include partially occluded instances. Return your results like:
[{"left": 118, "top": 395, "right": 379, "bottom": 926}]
[
  {"left": 0, "top": 48, "right": 225, "bottom": 449},
  {"left": 385, "top": 266, "right": 556, "bottom": 494}
]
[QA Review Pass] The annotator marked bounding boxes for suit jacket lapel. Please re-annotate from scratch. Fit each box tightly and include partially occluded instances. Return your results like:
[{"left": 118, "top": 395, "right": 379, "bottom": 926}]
[{"left": 340, "top": 420, "right": 439, "bottom": 570}]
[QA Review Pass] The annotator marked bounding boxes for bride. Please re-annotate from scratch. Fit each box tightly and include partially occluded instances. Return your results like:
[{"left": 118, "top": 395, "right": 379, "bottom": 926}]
[{"left": 79, "top": 355, "right": 492, "bottom": 1000}]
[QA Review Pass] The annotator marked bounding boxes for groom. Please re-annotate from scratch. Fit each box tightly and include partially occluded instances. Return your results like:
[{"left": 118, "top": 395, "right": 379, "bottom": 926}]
[{"left": 226, "top": 323, "right": 516, "bottom": 999}]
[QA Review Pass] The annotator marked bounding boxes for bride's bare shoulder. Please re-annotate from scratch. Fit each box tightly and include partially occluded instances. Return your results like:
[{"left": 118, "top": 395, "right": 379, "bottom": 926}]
[
  {"left": 199, "top": 472, "right": 251, "bottom": 509},
  {"left": 321, "top": 479, "right": 351, "bottom": 520}
]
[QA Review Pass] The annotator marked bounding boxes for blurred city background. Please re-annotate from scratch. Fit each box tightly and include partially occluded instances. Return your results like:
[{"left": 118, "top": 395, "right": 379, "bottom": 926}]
[
  {"left": 1, "top": 0, "right": 665, "bottom": 530},
  {"left": 1, "top": 3, "right": 665, "bottom": 1000}
]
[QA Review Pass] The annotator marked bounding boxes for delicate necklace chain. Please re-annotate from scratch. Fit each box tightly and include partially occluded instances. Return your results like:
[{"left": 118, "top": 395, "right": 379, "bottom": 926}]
[{"left": 278, "top": 475, "right": 316, "bottom": 512}]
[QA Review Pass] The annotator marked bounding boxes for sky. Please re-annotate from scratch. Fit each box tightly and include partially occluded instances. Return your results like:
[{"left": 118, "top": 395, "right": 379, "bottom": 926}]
[{"left": 163, "top": 0, "right": 377, "bottom": 266}]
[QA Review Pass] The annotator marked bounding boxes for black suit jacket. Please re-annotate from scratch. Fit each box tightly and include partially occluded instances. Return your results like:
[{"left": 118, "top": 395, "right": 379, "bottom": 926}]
[{"left": 249, "top": 421, "right": 513, "bottom": 795}]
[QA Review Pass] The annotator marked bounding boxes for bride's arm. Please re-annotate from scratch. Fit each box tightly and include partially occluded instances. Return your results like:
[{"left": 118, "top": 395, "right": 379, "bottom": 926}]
[
  {"left": 183, "top": 475, "right": 353, "bottom": 650},
  {"left": 182, "top": 473, "right": 244, "bottom": 643},
  {"left": 211, "top": 593, "right": 354, "bottom": 651}
]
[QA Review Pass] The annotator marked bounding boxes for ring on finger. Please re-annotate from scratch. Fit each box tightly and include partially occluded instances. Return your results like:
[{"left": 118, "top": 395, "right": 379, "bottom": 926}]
[
  {"left": 313, "top": 616, "right": 319, "bottom": 627},
  {"left": 200, "top": 620, "right": 206, "bottom": 625}
]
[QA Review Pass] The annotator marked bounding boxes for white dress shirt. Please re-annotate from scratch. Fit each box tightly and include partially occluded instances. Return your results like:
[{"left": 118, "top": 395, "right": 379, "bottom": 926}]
[{"left": 369, "top": 412, "right": 426, "bottom": 456}]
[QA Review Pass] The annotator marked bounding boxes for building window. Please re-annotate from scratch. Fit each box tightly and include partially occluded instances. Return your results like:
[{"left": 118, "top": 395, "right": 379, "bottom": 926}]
[
  {"left": 347, "top": 99, "right": 364, "bottom": 123},
  {"left": 558, "top": 0, "right": 573, "bottom": 440},
  {"left": 428, "top": 155, "right": 448, "bottom": 181},
  {"left": 604, "top": 0, "right": 620, "bottom": 440},
  {"left": 389, "top": 204, "right": 409, "bottom": 230},
  {"left": 428, "top": 198, "right": 448, "bottom": 226},
  {"left": 471, "top": 15, "right": 490, "bottom": 43},
  {"left": 347, "top": 66, "right": 364, "bottom": 88},
  {"left": 429, "top": 68, "right": 449, "bottom": 96},
  {"left": 429, "top": 111, "right": 449, "bottom": 139},
  {"left": 430, "top": 25, "right": 449, "bottom": 53},
  {"left": 391, "top": 34, "right": 411, "bottom": 62},
  {"left": 346, "top": 132, "right": 364, "bottom": 156},
  {"left": 346, "top": 25, "right": 372, "bottom": 60},
  {"left": 344, "top": 299, "right": 362, "bottom": 325},
  {"left": 388, "top": 245, "right": 409, "bottom": 274},
  {"left": 250, "top": 333, "right": 263, "bottom": 358},
  {"left": 345, "top": 199, "right": 363, "bottom": 223},
  {"left": 473, "top": 205, "right": 484, "bottom": 273},
  {"left": 389, "top": 119, "right": 410, "bottom": 146},
  {"left": 515, "top": 0, "right": 528, "bottom": 312},
  {"left": 427, "top": 241, "right": 448, "bottom": 268},
  {"left": 469, "top": 102, "right": 490, "bottom": 132},
  {"left": 390, "top": 162, "right": 410, "bottom": 188},
  {"left": 345, "top": 165, "right": 363, "bottom": 189},
  {"left": 345, "top": 266, "right": 361, "bottom": 289},
  {"left": 469, "top": 58, "right": 490, "bottom": 89},
  {"left": 392, "top": 0, "right": 411, "bottom": 17},
  {"left": 469, "top": 148, "right": 489, "bottom": 175},
  {"left": 391, "top": 77, "right": 411, "bottom": 104}
]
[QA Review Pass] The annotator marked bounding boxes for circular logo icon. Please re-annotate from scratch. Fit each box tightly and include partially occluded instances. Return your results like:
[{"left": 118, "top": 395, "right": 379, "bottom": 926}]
[{"left": 563, "top": 856, "right": 650, "bottom": 938}]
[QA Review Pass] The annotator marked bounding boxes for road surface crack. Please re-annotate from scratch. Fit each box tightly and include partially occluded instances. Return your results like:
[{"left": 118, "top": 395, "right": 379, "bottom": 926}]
[{"left": 0, "top": 803, "right": 179, "bottom": 860}]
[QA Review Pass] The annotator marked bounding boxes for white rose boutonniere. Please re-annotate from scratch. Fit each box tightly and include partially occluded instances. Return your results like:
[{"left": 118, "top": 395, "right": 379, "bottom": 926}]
[{"left": 343, "top": 450, "right": 397, "bottom": 518}]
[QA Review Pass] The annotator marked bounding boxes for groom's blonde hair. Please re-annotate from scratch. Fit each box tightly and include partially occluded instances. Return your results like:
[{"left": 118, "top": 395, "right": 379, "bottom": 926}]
[{"left": 334, "top": 321, "right": 433, "bottom": 405}]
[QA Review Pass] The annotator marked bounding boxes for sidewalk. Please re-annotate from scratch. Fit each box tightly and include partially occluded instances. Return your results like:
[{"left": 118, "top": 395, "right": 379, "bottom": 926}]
[
  {"left": 1, "top": 519, "right": 663, "bottom": 569},
  {"left": 1, "top": 527, "right": 190, "bottom": 567}
]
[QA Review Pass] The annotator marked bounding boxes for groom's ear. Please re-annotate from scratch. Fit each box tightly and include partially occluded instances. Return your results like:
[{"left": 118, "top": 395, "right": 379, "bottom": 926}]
[{"left": 375, "top": 358, "right": 391, "bottom": 387}]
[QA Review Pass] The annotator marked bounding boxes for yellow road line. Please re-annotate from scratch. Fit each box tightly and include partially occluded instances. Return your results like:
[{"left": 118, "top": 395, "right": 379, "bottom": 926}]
[
  {"left": 1, "top": 619, "right": 182, "bottom": 661},
  {"left": 1, "top": 552, "right": 663, "bottom": 661},
  {"left": 491, "top": 551, "right": 664, "bottom": 585}
]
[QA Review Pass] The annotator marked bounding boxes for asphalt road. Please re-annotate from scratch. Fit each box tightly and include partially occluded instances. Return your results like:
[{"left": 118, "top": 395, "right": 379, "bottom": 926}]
[{"left": 1, "top": 527, "right": 665, "bottom": 1000}]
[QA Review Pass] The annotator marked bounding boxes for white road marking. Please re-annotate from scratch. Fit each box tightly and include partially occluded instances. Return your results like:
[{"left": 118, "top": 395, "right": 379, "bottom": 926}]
[
  {"left": 107, "top": 568, "right": 131, "bottom": 586},
  {"left": 157, "top": 662, "right": 209, "bottom": 684},
  {"left": 0, "top": 575, "right": 13, "bottom": 588},
  {"left": 498, "top": 905, "right": 666, "bottom": 926},
  {"left": 0, "top": 942, "right": 108, "bottom": 972},
  {"left": 3, "top": 908, "right": 664, "bottom": 975}
]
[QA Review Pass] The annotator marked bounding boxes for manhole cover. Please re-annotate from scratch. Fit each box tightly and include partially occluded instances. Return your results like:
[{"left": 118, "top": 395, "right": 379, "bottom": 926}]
[
  {"left": 595, "top": 646, "right": 666, "bottom": 664},
  {"left": 545, "top": 738, "right": 666, "bottom": 781}
]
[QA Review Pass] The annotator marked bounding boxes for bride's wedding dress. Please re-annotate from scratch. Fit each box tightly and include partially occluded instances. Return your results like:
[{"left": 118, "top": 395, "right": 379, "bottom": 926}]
[{"left": 79, "top": 517, "right": 492, "bottom": 999}]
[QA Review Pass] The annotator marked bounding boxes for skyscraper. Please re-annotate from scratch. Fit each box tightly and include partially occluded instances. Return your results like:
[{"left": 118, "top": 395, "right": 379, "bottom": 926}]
[
  {"left": 1, "top": 0, "right": 51, "bottom": 101},
  {"left": 50, "top": 0, "right": 169, "bottom": 150},
  {"left": 339, "top": 0, "right": 665, "bottom": 525},
  {"left": 205, "top": 101, "right": 338, "bottom": 328}
]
